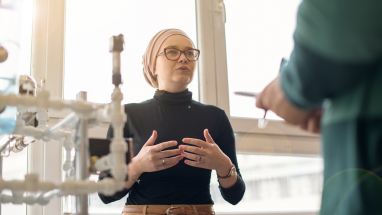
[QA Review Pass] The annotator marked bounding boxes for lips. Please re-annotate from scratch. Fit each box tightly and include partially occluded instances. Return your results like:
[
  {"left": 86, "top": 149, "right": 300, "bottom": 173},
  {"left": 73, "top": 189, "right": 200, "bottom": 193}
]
[{"left": 176, "top": 66, "right": 190, "bottom": 72}]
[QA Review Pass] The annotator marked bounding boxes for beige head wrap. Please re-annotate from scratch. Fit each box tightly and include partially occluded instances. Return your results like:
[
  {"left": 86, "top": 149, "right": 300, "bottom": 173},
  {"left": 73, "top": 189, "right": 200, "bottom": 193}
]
[{"left": 142, "top": 28, "right": 193, "bottom": 88}]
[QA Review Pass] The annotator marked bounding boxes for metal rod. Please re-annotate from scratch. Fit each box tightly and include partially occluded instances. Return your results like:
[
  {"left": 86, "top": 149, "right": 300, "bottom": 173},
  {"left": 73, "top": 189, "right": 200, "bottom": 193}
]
[
  {"left": 0, "top": 136, "right": 13, "bottom": 153},
  {"left": 0, "top": 134, "right": 11, "bottom": 215},
  {"left": 48, "top": 113, "right": 78, "bottom": 133},
  {"left": 74, "top": 91, "right": 89, "bottom": 215}
]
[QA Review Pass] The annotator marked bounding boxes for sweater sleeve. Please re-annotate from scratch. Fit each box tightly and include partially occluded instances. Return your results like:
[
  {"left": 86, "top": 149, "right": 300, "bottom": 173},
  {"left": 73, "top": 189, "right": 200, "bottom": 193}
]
[{"left": 215, "top": 110, "right": 246, "bottom": 205}]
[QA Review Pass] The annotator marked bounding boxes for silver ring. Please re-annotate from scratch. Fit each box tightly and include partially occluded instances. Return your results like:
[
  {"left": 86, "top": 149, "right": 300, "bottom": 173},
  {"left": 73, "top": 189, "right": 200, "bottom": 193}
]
[{"left": 162, "top": 159, "right": 165, "bottom": 165}]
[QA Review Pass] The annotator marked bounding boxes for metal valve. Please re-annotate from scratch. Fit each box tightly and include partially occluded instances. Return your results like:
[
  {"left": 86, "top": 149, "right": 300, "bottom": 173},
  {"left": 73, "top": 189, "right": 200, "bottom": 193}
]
[
  {"left": 0, "top": 45, "right": 8, "bottom": 63},
  {"left": 109, "top": 34, "right": 124, "bottom": 87}
]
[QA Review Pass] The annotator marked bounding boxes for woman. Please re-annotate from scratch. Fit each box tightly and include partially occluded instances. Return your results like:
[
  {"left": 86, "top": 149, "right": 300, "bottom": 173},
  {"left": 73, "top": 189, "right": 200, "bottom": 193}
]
[{"left": 99, "top": 29, "right": 245, "bottom": 215}]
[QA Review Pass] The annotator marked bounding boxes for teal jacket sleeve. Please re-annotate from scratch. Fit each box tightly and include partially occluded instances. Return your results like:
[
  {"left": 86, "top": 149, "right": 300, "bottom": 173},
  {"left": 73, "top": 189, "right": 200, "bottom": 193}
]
[
  {"left": 280, "top": 0, "right": 382, "bottom": 109},
  {"left": 280, "top": 41, "right": 380, "bottom": 109}
]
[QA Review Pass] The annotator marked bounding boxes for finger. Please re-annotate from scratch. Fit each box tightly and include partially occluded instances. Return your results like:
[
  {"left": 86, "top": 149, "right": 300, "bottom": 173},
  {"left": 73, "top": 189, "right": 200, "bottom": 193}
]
[
  {"left": 182, "top": 151, "right": 202, "bottom": 162},
  {"left": 299, "top": 120, "right": 308, "bottom": 131},
  {"left": 255, "top": 91, "right": 265, "bottom": 109},
  {"left": 255, "top": 78, "right": 278, "bottom": 109},
  {"left": 308, "top": 115, "right": 321, "bottom": 134},
  {"left": 203, "top": 129, "right": 215, "bottom": 144},
  {"left": 144, "top": 130, "right": 157, "bottom": 146},
  {"left": 153, "top": 140, "right": 178, "bottom": 152},
  {"left": 161, "top": 155, "right": 183, "bottom": 169},
  {"left": 184, "top": 158, "right": 207, "bottom": 169},
  {"left": 159, "top": 148, "right": 182, "bottom": 158},
  {"left": 313, "top": 111, "right": 322, "bottom": 133},
  {"left": 182, "top": 138, "right": 205, "bottom": 147},
  {"left": 306, "top": 118, "right": 314, "bottom": 132},
  {"left": 179, "top": 145, "right": 206, "bottom": 156},
  {"left": 314, "top": 115, "right": 321, "bottom": 133}
]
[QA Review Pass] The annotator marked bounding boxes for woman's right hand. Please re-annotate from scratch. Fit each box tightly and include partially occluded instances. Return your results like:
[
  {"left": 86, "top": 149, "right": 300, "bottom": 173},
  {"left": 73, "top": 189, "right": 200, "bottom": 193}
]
[{"left": 131, "top": 130, "right": 183, "bottom": 175}]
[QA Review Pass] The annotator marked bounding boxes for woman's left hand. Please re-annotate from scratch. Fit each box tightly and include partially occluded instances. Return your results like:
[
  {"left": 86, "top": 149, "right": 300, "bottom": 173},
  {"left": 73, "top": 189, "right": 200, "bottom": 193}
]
[{"left": 180, "top": 129, "right": 232, "bottom": 174}]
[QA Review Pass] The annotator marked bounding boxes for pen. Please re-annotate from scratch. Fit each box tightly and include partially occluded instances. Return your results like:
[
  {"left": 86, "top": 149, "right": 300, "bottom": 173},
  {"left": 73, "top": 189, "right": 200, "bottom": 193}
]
[{"left": 234, "top": 91, "right": 258, "bottom": 98}]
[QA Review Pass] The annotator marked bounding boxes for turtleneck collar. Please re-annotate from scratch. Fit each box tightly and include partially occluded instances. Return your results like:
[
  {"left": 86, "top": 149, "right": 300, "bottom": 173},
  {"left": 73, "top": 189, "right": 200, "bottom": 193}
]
[{"left": 154, "top": 89, "right": 192, "bottom": 105}]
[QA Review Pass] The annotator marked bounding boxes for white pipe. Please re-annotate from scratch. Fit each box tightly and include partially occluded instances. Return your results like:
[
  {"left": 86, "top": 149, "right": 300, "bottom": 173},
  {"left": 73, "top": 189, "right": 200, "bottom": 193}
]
[
  {"left": 0, "top": 191, "right": 52, "bottom": 205},
  {"left": 0, "top": 70, "right": 129, "bottom": 210},
  {"left": 74, "top": 91, "right": 89, "bottom": 214},
  {"left": 62, "top": 137, "right": 75, "bottom": 175},
  {"left": 0, "top": 174, "right": 125, "bottom": 197},
  {"left": 0, "top": 193, "right": 49, "bottom": 205},
  {"left": 0, "top": 174, "right": 56, "bottom": 192},
  {"left": 94, "top": 104, "right": 112, "bottom": 123},
  {"left": 0, "top": 92, "right": 100, "bottom": 114},
  {"left": 0, "top": 136, "right": 13, "bottom": 153},
  {"left": 12, "top": 110, "right": 79, "bottom": 143},
  {"left": 94, "top": 154, "right": 112, "bottom": 172},
  {"left": 48, "top": 113, "right": 78, "bottom": 133},
  {"left": 0, "top": 108, "right": 127, "bottom": 208},
  {"left": 13, "top": 125, "right": 71, "bottom": 141},
  {"left": 109, "top": 87, "right": 128, "bottom": 181}
]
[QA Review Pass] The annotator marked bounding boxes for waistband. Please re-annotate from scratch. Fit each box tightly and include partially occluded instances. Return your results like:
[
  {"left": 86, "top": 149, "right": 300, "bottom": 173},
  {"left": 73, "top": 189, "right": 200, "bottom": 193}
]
[{"left": 122, "top": 204, "right": 215, "bottom": 215}]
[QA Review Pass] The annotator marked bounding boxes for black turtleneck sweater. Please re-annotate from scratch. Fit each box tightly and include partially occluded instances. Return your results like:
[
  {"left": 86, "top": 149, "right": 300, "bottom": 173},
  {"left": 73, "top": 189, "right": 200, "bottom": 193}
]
[{"left": 98, "top": 89, "right": 245, "bottom": 205}]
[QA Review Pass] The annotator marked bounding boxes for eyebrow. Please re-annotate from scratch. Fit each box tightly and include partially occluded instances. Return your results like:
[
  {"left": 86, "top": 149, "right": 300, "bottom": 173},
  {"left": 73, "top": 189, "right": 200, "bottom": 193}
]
[{"left": 166, "top": 45, "right": 194, "bottom": 50}]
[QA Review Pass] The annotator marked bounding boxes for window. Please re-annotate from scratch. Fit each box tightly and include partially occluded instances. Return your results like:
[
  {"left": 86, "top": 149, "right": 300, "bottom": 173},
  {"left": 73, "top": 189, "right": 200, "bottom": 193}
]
[
  {"left": 87, "top": 154, "right": 323, "bottom": 215},
  {"left": 225, "top": 0, "right": 300, "bottom": 119},
  {"left": 0, "top": 150, "right": 28, "bottom": 215},
  {"left": 87, "top": 175, "right": 126, "bottom": 215},
  {"left": 211, "top": 154, "right": 323, "bottom": 214},
  {"left": 64, "top": 0, "right": 199, "bottom": 104},
  {"left": 63, "top": 0, "right": 198, "bottom": 213},
  {"left": 31, "top": 0, "right": 322, "bottom": 214},
  {"left": 198, "top": 1, "right": 323, "bottom": 214},
  {"left": 0, "top": 0, "right": 33, "bottom": 214}
]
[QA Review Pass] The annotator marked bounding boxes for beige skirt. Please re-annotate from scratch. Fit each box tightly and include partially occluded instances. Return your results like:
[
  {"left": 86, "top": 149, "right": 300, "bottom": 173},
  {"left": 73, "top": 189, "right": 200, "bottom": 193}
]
[{"left": 121, "top": 204, "right": 215, "bottom": 215}]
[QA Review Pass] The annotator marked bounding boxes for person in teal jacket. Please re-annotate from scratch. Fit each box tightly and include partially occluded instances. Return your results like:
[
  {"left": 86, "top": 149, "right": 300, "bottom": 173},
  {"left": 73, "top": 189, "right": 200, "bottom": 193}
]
[{"left": 256, "top": 0, "right": 382, "bottom": 214}]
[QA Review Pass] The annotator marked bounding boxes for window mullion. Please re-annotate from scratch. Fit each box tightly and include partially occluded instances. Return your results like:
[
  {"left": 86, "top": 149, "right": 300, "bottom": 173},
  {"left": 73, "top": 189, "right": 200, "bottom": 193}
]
[
  {"left": 31, "top": 0, "right": 65, "bottom": 99},
  {"left": 196, "top": 0, "right": 218, "bottom": 106},
  {"left": 196, "top": 0, "right": 230, "bottom": 113},
  {"left": 29, "top": 0, "right": 65, "bottom": 214}
]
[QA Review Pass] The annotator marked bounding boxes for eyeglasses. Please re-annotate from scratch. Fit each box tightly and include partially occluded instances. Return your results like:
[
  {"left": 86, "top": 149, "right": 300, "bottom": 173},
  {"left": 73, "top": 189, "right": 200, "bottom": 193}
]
[{"left": 157, "top": 48, "right": 200, "bottom": 61}]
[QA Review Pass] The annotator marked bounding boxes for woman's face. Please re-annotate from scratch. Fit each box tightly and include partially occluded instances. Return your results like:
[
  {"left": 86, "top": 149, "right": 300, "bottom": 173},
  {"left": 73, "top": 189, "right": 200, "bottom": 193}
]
[{"left": 155, "top": 35, "right": 197, "bottom": 92}]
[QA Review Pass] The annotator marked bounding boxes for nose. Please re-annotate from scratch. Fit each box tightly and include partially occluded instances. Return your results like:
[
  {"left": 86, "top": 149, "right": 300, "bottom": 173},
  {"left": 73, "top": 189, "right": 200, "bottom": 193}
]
[{"left": 178, "top": 52, "right": 189, "bottom": 63}]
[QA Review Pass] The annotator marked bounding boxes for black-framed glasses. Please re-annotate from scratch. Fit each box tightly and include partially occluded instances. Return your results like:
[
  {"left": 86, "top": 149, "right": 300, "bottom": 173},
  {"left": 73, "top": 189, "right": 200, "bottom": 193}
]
[{"left": 158, "top": 48, "right": 200, "bottom": 61}]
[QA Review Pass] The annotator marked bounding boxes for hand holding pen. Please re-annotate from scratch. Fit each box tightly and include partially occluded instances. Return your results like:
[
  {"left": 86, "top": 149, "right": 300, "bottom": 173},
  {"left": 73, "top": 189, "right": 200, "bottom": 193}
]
[{"left": 234, "top": 91, "right": 268, "bottom": 129}]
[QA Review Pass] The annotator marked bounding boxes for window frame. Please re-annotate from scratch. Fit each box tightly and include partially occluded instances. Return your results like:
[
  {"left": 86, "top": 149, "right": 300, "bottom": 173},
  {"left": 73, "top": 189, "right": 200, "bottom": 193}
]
[
  {"left": 28, "top": 0, "right": 65, "bottom": 214},
  {"left": 196, "top": 0, "right": 320, "bottom": 153},
  {"left": 29, "top": 0, "right": 321, "bottom": 215}
]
